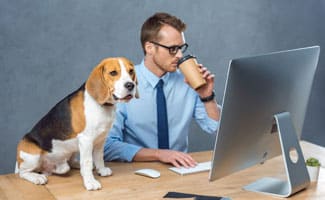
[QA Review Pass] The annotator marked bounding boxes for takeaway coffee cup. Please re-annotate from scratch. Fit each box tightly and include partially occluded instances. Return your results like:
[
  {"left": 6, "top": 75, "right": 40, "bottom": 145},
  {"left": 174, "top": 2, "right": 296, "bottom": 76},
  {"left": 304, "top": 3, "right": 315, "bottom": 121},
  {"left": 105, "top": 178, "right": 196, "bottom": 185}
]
[{"left": 177, "top": 55, "right": 206, "bottom": 90}]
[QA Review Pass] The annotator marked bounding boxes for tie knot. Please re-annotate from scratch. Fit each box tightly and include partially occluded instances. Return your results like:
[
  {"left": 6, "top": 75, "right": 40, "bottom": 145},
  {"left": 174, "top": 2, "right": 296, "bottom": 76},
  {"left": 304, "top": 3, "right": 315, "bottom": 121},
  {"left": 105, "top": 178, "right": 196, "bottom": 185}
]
[{"left": 157, "top": 79, "right": 164, "bottom": 88}]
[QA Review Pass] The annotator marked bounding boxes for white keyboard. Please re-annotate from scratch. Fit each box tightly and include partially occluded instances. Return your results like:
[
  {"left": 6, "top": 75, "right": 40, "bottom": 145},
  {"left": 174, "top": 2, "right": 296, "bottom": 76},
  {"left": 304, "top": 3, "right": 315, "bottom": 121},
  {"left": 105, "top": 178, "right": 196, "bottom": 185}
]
[{"left": 169, "top": 161, "right": 211, "bottom": 175}]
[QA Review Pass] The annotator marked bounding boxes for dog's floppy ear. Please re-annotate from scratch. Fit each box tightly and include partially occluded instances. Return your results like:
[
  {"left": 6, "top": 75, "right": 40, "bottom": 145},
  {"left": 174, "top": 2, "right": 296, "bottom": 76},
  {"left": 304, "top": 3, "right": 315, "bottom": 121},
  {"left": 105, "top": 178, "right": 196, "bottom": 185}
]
[{"left": 86, "top": 60, "right": 111, "bottom": 104}]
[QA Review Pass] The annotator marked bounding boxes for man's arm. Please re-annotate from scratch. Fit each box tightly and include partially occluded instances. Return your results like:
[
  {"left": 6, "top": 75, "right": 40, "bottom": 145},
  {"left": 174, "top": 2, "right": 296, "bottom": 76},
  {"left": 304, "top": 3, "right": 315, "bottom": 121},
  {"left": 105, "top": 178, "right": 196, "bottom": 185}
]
[
  {"left": 202, "top": 98, "right": 220, "bottom": 120},
  {"left": 104, "top": 136, "right": 141, "bottom": 162},
  {"left": 197, "top": 65, "right": 220, "bottom": 121},
  {"left": 104, "top": 104, "right": 142, "bottom": 162}
]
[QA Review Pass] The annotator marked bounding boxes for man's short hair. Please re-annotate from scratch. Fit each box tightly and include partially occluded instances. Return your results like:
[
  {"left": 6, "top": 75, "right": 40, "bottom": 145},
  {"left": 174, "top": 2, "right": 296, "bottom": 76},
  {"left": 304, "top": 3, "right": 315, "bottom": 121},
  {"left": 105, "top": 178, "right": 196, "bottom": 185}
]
[{"left": 140, "top": 12, "right": 187, "bottom": 55}]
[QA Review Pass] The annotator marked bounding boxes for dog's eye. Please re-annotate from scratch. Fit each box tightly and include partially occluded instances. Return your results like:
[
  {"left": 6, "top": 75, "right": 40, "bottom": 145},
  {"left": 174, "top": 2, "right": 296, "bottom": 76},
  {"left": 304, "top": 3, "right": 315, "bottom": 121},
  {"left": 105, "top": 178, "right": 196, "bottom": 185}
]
[
  {"left": 129, "top": 69, "right": 134, "bottom": 75},
  {"left": 109, "top": 71, "right": 118, "bottom": 76}
]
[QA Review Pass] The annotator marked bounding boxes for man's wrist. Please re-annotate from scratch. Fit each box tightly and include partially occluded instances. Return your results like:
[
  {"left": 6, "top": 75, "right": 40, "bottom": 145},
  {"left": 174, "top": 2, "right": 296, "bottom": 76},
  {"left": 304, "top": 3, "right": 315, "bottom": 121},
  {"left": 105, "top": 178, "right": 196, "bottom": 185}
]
[
  {"left": 200, "top": 91, "right": 215, "bottom": 103},
  {"left": 155, "top": 149, "right": 160, "bottom": 160}
]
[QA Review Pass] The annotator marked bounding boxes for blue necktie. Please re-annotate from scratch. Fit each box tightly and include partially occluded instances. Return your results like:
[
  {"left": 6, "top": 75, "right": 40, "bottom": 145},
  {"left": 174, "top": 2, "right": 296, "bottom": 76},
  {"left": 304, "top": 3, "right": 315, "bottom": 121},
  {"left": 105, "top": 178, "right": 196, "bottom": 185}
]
[{"left": 156, "top": 79, "right": 169, "bottom": 149}]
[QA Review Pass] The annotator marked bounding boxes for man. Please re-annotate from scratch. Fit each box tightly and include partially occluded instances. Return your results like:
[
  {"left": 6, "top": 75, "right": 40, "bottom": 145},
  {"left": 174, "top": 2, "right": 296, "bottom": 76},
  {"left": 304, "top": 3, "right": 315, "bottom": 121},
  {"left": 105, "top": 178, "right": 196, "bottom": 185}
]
[{"left": 104, "top": 12, "right": 220, "bottom": 168}]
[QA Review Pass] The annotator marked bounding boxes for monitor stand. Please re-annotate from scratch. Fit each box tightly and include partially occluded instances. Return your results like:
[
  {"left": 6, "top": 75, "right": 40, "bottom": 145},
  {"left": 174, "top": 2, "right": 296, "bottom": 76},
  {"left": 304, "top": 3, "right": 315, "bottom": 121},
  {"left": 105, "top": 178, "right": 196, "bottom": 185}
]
[{"left": 243, "top": 112, "right": 310, "bottom": 197}]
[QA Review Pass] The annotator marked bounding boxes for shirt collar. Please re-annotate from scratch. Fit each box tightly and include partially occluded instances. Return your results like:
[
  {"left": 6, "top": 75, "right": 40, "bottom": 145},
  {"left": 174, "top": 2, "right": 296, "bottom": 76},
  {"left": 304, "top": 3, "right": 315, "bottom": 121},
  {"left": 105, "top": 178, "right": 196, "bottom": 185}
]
[{"left": 138, "top": 59, "right": 171, "bottom": 89}]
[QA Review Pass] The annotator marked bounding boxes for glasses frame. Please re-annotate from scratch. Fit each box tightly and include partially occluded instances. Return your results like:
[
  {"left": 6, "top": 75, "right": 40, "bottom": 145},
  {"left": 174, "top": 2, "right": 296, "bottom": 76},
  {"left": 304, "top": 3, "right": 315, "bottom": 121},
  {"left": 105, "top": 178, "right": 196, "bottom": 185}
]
[{"left": 150, "top": 41, "right": 188, "bottom": 55}]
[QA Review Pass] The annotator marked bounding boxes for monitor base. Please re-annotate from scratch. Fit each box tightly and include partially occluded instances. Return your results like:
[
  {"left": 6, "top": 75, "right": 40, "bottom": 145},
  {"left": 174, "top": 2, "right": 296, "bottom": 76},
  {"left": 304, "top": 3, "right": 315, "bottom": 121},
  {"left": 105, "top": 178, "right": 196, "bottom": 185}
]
[{"left": 243, "top": 112, "right": 310, "bottom": 197}]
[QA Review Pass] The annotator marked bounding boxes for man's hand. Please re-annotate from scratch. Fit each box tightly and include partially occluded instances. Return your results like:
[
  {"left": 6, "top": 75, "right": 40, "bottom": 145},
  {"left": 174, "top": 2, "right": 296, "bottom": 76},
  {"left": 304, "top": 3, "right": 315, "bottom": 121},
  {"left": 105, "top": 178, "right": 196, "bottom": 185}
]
[
  {"left": 183, "top": 64, "right": 216, "bottom": 100},
  {"left": 196, "top": 64, "right": 215, "bottom": 98},
  {"left": 156, "top": 149, "right": 197, "bottom": 168}
]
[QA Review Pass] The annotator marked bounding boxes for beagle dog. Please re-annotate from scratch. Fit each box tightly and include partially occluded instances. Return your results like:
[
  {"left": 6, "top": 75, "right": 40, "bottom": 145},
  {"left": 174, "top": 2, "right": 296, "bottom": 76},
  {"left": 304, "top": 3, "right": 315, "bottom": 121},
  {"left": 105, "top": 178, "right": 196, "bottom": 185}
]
[{"left": 15, "top": 57, "right": 138, "bottom": 190}]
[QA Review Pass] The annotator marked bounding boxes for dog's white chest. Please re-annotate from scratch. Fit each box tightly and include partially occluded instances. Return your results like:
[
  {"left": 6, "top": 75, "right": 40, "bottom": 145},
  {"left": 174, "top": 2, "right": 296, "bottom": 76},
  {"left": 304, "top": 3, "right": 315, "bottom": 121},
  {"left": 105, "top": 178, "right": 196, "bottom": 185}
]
[{"left": 83, "top": 90, "right": 116, "bottom": 136}]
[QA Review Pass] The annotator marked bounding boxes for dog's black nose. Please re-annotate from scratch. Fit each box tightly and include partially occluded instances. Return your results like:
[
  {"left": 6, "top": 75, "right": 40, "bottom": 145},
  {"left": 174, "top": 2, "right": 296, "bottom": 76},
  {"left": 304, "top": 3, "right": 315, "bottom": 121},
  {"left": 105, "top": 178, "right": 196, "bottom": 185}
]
[{"left": 124, "top": 82, "right": 135, "bottom": 91}]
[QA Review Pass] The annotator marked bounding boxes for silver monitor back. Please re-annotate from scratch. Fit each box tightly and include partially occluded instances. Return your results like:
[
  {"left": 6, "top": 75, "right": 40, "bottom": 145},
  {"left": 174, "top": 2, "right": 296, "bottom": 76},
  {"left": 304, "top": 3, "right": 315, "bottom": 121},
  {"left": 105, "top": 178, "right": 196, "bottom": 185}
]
[{"left": 209, "top": 46, "right": 320, "bottom": 197}]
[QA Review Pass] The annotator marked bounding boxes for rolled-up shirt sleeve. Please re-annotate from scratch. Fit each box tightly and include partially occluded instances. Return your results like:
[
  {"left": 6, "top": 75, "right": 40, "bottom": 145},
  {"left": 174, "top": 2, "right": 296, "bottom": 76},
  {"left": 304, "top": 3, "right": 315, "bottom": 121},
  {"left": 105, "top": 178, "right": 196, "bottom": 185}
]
[
  {"left": 104, "top": 104, "right": 142, "bottom": 162},
  {"left": 193, "top": 96, "right": 220, "bottom": 134}
]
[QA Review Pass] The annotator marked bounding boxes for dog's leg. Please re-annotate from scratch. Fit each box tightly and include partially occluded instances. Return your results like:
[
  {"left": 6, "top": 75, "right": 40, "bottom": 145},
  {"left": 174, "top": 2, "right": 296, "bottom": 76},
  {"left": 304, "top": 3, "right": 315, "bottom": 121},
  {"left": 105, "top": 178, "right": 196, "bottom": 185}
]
[
  {"left": 93, "top": 137, "right": 112, "bottom": 177},
  {"left": 18, "top": 151, "right": 47, "bottom": 185},
  {"left": 78, "top": 133, "right": 101, "bottom": 191}
]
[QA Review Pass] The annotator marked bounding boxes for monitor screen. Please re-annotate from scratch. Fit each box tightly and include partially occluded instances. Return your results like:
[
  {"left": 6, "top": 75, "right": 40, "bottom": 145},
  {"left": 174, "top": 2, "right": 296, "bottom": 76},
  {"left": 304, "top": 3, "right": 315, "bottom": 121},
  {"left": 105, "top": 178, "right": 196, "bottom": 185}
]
[{"left": 209, "top": 46, "right": 320, "bottom": 197}]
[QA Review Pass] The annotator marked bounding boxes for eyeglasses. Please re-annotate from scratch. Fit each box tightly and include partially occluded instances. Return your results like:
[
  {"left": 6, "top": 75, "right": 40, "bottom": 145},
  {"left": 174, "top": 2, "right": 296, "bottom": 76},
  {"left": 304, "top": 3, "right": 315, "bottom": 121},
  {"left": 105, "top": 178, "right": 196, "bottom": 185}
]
[{"left": 150, "top": 41, "right": 188, "bottom": 55}]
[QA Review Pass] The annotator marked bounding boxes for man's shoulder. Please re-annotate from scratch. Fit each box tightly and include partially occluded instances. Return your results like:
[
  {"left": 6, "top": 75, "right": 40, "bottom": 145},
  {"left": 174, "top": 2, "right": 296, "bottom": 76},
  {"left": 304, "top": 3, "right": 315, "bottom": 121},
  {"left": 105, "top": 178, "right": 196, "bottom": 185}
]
[
  {"left": 134, "top": 62, "right": 145, "bottom": 75},
  {"left": 134, "top": 61, "right": 145, "bottom": 69}
]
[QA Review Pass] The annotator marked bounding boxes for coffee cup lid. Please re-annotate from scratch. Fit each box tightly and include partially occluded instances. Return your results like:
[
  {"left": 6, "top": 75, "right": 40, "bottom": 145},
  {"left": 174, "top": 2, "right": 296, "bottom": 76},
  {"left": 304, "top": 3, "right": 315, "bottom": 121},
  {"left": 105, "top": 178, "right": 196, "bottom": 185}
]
[{"left": 177, "top": 54, "right": 196, "bottom": 66}]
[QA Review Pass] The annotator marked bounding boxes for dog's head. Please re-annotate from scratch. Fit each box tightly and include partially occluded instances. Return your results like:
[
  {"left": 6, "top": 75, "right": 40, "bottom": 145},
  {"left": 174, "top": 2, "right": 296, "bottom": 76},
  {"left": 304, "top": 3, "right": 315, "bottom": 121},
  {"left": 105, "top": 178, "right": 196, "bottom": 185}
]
[{"left": 86, "top": 57, "right": 139, "bottom": 105}]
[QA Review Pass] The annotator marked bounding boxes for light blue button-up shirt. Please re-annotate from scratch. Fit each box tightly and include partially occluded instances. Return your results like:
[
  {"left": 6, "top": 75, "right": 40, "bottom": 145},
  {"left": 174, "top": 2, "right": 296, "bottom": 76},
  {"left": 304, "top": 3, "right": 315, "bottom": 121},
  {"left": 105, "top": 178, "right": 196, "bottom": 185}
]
[{"left": 104, "top": 60, "right": 219, "bottom": 162}]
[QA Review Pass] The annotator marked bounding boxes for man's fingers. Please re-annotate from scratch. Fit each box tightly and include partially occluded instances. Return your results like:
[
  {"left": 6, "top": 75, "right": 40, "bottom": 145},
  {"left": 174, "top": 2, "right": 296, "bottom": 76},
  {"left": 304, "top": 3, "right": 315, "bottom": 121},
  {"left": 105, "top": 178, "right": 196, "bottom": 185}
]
[
  {"left": 173, "top": 153, "right": 197, "bottom": 168},
  {"left": 159, "top": 150, "right": 198, "bottom": 168},
  {"left": 171, "top": 160, "right": 181, "bottom": 168}
]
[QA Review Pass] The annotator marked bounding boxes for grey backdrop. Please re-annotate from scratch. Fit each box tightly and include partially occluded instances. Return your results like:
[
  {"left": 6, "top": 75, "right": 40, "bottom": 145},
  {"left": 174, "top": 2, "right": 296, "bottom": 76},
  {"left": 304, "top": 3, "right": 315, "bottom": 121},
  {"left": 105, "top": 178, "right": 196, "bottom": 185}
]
[{"left": 1, "top": 0, "right": 324, "bottom": 174}]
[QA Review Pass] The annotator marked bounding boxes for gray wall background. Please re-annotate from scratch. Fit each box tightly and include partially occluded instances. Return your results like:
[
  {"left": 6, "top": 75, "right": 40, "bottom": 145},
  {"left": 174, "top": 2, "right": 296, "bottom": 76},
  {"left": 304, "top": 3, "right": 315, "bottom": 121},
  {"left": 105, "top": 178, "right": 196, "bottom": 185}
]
[{"left": 1, "top": 0, "right": 324, "bottom": 174}]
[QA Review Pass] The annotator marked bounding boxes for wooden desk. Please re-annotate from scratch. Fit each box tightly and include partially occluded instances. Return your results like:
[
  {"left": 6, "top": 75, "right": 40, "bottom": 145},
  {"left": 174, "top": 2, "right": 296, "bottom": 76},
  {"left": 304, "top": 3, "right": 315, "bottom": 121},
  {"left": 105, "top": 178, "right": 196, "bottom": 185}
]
[{"left": 1, "top": 141, "right": 324, "bottom": 200}]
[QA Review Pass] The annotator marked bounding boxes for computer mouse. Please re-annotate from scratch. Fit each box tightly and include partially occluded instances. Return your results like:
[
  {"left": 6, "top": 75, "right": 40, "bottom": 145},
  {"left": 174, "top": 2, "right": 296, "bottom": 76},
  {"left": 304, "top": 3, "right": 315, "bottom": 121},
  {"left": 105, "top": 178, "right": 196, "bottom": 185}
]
[{"left": 134, "top": 168, "right": 160, "bottom": 179}]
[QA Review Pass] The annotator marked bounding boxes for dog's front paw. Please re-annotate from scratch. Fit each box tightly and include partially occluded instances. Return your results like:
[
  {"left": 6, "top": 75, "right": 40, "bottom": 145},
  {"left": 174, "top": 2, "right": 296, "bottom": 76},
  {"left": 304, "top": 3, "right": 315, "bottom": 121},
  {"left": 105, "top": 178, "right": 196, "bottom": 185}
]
[
  {"left": 97, "top": 167, "right": 112, "bottom": 177},
  {"left": 83, "top": 177, "right": 102, "bottom": 191},
  {"left": 20, "top": 172, "right": 48, "bottom": 185}
]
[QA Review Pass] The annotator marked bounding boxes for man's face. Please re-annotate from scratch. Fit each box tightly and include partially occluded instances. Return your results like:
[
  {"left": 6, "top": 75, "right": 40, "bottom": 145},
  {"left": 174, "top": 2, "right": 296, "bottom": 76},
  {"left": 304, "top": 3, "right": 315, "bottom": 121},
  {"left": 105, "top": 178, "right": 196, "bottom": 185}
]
[{"left": 149, "top": 25, "right": 186, "bottom": 75}]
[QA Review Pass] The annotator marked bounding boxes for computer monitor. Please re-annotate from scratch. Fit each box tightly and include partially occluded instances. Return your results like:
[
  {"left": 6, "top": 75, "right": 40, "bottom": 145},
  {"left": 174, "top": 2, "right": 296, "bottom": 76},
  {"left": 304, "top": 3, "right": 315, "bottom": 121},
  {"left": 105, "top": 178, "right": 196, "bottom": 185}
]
[{"left": 209, "top": 46, "right": 320, "bottom": 198}]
